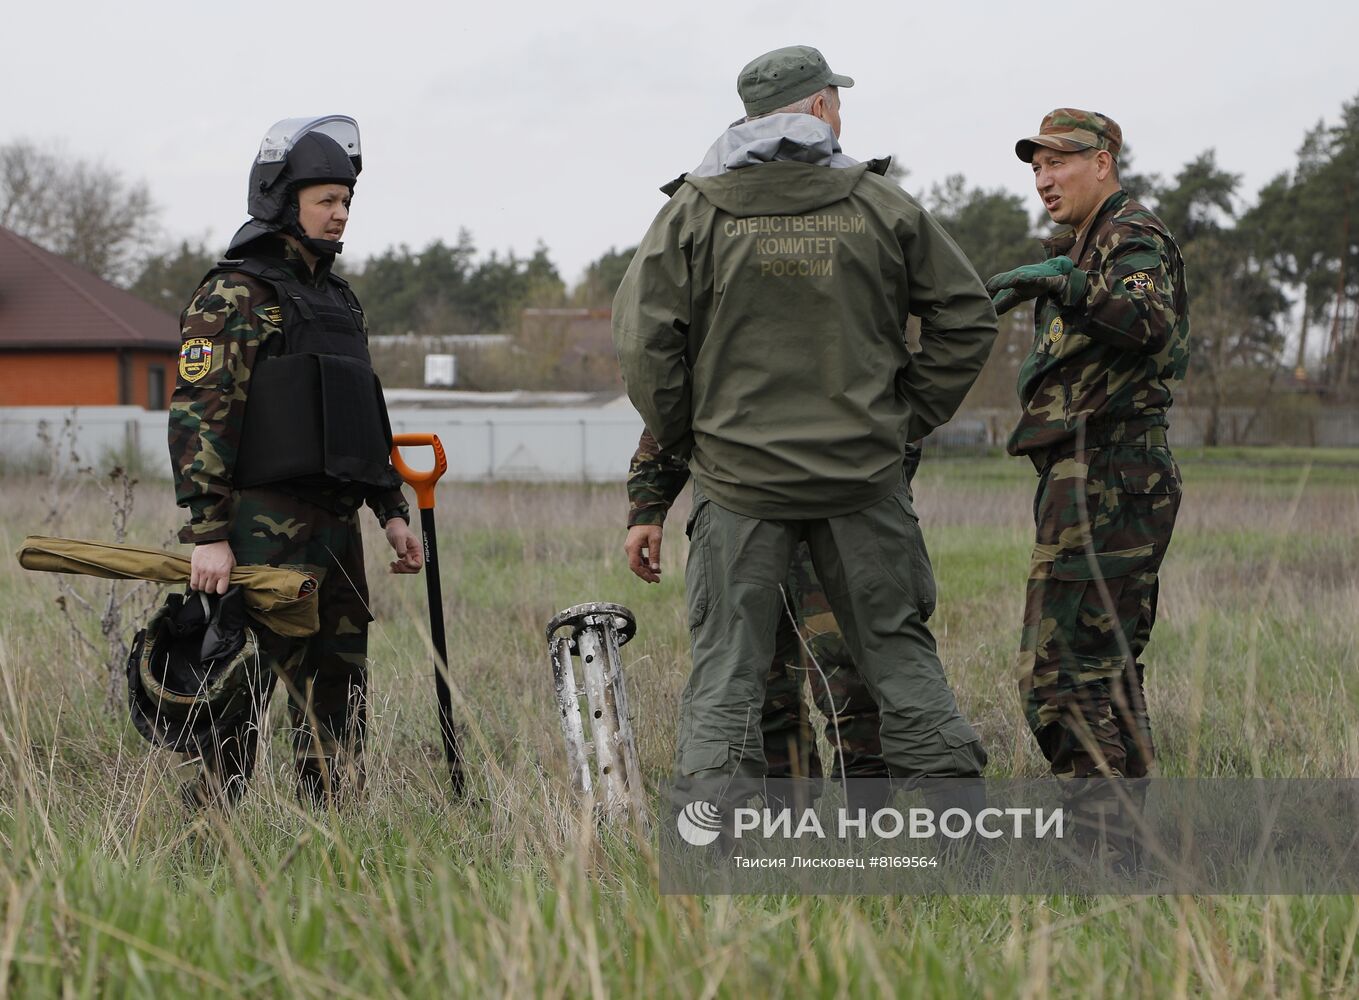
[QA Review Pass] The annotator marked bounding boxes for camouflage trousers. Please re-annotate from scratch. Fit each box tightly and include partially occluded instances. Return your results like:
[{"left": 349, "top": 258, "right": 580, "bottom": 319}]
[
  {"left": 762, "top": 541, "right": 887, "bottom": 780},
  {"left": 192, "top": 487, "right": 372, "bottom": 805},
  {"left": 1018, "top": 440, "right": 1181, "bottom": 780}
]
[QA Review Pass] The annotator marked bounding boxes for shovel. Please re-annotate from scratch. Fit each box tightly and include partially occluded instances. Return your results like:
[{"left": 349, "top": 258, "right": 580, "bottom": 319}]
[{"left": 390, "top": 433, "right": 464, "bottom": 795}]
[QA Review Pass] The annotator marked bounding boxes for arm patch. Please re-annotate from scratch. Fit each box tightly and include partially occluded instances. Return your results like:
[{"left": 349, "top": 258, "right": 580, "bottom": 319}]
[
  {"left": 1122, "top": 271, "right": 1154, "bottom": 293},
  {"left": 178, "top": 338, "right": 218, "bottom": 383}
]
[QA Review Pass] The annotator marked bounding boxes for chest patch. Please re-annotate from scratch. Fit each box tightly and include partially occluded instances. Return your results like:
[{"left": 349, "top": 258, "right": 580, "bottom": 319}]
[
  {"left": 261, "top": 305, "right": 284, "bottom": 325},
  {"left": 1122, "top": 271, "right": 1153, "bottom": 293},
  {"left": 178, "top": 338, "right": 216, "bottom": 383},
  {"left": 1047, "top": 316, "right": 1065, "bottom": 344}
]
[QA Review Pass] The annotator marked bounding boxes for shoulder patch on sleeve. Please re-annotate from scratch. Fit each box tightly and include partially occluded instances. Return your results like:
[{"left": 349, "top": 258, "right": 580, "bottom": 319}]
[
  {"left": 1122, "top": 271, "right": 1153, "bottom": 293},
  {"left": 178, "top": 337, "right": 218, "bottom": 383}
]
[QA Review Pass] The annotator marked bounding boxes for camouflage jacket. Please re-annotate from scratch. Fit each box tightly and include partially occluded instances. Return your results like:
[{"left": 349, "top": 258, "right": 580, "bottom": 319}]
[
  {"left": 168, "top": 240, "right": 409, "bottom": 544},
  {"left": 1007, "top": 190, "right": 1189, "bottom": 459},
  {"left": 626, "top": 429, "right": 692, "bottom": 527},
  {"left": 626, "top": 427, "right": 923, "bottom": 527}
]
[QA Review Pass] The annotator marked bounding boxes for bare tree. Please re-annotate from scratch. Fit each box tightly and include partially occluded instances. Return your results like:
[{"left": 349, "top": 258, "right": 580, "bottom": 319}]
[
  {"left": 0, "top": 141, "right": 59, "bottom": 236},
  {"left": 0, "top": 139, "right": 159, "bottom": 285}
]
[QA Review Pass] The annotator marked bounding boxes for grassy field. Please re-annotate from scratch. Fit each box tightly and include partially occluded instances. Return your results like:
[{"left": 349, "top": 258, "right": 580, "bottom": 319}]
[{"left": 1, "top": 448, "right": 1357, "bottom": 997}]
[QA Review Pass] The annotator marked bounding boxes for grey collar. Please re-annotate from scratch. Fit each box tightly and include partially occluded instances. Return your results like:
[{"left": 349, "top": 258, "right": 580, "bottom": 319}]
[{"left": 690, "top": 114, "right": 859, "bottom": 177}]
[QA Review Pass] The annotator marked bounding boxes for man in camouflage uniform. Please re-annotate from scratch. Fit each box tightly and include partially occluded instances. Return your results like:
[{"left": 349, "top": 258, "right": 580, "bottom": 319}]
[
  {"left": 169, "top": 117, "right": 420, "bottom": 807},
  {"left": 625, "top": 428, "right": 925, "bottom": 782},
  {"left": 986, "top": 109, "right": 1188, "bottom": 794}
]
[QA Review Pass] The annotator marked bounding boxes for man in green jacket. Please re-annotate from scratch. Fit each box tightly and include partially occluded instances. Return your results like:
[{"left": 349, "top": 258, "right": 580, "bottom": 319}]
[
  {"left": 985, "top": 110, "right": 1188, "bottom": 789},
  {"left": 612, "top": 45, "right": 998, "bottom": 788}
]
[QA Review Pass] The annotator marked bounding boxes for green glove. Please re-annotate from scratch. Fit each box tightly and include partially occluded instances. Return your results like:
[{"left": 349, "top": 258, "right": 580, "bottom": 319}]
[
  {"left": 985, "top": 257, "right": 1076, "bottom": 316},
  {"left": 990, "top": 288, "right": 1023, "bottom": 316}
]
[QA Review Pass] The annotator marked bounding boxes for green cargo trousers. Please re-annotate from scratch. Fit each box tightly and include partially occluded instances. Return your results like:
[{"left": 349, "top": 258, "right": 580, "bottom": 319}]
[{"left": 676, "top": 479, "right": 987, "bottom": 781}]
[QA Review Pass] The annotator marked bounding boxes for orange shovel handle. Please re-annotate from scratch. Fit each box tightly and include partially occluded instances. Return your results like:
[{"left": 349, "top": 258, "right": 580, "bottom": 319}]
[{"left": 390, "top": 433, "right": 448, "bottom": 510}]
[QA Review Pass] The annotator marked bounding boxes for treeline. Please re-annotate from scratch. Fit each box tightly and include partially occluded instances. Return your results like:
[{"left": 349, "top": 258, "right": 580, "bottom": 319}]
[
  {"left": 116, "top": 233, "right": 575, "bottom": 336},
  {"left": 347, "top": 233, "right": 564, "bottom": 337},
  {"left": 119, "top": 236, "right": 638, "bottom": 336},
  {"left": 3, "top": 92, "right": 1356, "bottom": 405}
]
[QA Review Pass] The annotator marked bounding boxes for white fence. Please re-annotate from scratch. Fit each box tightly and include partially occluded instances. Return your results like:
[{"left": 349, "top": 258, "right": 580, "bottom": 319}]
[
  {"left": 0, "top": 405, "right": 647, "bottom": 482},
  {"left": 939, "top": 406, "right": 1359, "bottom": 450},
  {"left": 387, "top": 407, "right": 645, "bottom": 482},
  {"left": 4, "top": 402, "right": 1356, "bottom": 483}
]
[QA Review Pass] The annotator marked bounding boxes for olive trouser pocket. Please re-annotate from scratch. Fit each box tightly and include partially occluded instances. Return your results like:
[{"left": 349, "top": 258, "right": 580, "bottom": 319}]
[
  {"left": 887, "top": 489, "right": 937, "bottom": 622},
  {"left": 684, "top": 494, "right": 712, "bottom": 631}
]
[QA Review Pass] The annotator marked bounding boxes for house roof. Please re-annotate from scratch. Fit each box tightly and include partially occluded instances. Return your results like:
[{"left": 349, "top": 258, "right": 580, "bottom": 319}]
[{"left": 0, "top": 225, "right": 179, "bottom": 351}]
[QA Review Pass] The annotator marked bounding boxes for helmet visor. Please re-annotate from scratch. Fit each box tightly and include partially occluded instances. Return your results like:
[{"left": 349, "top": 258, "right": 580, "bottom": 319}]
[{"left": 257, "top": 115, "right": 361, "bottom": 169}]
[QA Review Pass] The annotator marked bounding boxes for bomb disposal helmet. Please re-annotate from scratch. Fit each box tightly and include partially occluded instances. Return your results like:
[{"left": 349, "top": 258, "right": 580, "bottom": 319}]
[
  {"left": 126, "top": 587, "right": 265, "bottom": 752},
  {"left": 227, "top": 115, "right": 362, "bottom": 256}
]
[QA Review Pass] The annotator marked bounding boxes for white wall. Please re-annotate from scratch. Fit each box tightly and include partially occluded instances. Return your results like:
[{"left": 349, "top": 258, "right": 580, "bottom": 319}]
[
  {"left": 0, "top": 405, "right": 647, "bottom": 482},
  {"left": 387, "top": 407, "right": 644, "bottom": 482},
  {"left": 7, "top": 402, "right": 1353, "bottom": 482},
  {"left": 0, "top": 406, "right": 168, "bottom": 473}
]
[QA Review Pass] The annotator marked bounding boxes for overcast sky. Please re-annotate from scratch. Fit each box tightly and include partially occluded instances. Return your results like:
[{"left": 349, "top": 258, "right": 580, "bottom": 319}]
[{"left": 5, "top": 0, "right": 1355, "bottom": 286}]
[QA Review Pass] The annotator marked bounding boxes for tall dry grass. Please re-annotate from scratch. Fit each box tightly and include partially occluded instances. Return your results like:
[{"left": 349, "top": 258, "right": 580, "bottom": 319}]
[{"left": 1, "top": 449, "right": 1357, "bottom": 996}]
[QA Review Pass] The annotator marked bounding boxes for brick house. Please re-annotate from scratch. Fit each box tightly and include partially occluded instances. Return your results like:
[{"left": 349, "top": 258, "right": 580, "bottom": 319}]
[{"left": 0, "top": 225, "right": 180, "bottom": 408}]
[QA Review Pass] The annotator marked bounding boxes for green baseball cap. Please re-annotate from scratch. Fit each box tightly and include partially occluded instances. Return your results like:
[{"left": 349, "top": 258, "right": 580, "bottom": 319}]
[
  {"left": 1015, "top": 108, "right": 1123, "bottom": 162},
  {"left": 737, "top": 45, "right": 854, "bottom": 118}
]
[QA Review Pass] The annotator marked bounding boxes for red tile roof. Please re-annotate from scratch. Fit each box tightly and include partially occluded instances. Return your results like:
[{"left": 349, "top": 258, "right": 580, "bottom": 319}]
[{"left": 0, "top": 225, "right": 179, "bottom": 351}]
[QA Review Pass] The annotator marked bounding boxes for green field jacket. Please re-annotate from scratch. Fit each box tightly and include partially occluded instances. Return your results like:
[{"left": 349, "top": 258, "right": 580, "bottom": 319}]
[{"left": 613, "top": 121, "right": 997, "bottom": 519}]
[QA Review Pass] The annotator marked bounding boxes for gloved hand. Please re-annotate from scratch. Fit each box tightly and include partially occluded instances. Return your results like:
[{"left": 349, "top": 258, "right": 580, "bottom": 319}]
[{"left": 985, "top": 257, "right": 1076, "bottom": 316}]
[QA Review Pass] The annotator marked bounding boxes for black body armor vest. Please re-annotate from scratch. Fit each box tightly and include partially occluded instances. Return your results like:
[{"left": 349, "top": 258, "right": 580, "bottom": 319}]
[{"left": 215, "top": 257, "right": 402, "bottom": 494}]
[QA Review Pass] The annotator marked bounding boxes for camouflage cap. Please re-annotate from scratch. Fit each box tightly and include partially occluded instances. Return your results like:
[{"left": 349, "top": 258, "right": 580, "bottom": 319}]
[
  {"left": 738, "top": 45, "right": 854, "bottom": 118},
  {"left": 1015, "top": 108, "right": 1123, "bottom": 162}
]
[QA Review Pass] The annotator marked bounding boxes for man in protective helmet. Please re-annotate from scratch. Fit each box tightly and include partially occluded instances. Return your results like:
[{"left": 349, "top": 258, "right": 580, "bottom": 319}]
[{"left": 167, "top": 116, "right": 422, "bottom": 808}]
